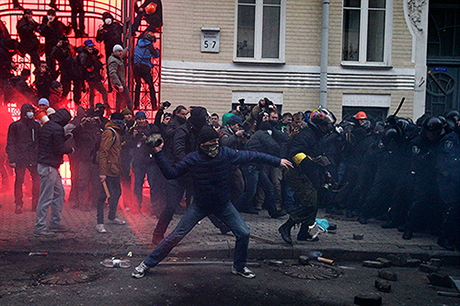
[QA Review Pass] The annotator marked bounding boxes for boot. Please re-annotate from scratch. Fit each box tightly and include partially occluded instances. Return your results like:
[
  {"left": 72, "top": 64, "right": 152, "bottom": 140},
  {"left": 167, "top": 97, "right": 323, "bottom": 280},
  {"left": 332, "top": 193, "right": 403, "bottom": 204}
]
[
  {"left": 402, "top": 229, "right": 413, "bottom": 240},
  {"left": 297, "top": 223, "right": 313, "bottom": 241},
  {"left": 278, "top": 217, "right": 295, "bottom": 245}
]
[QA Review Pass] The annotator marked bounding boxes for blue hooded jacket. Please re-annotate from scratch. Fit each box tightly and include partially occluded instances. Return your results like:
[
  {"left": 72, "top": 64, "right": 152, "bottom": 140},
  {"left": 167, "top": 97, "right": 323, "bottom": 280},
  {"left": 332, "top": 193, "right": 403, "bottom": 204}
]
[
  {"left": 154, "top": 146, "right": 281, "bottom": 209},
  {"left": 134, "top": 38, "right": 159, "bottom": 68}
]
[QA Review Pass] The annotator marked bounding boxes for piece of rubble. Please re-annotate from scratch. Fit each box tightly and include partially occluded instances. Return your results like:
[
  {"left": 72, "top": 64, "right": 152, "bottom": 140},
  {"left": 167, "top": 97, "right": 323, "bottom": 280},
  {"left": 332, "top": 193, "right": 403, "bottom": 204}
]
[
  {"left": 354, "top": 293, "right": 382, "bottom": 306},
  {"left": 298, "top": 256, "right": 309, "bottom": 265},
  {"left": 375, "top": 279, "right": 391, "bottom": 293},
  {"left": 427, "top": 273, "right": 453, "bottom": 288},
  {"left": 353, "top": 234, "right": 364, "bottom": 240},
  {"left": 387, "top": 254, "right": 407, "bottom": 267},
  {"left": 266, "top": 260, "right": 284, "bottom": 267},
  {"left": 363, "top": 261, "right": 385, "bottom": 269},
  {"left": 376, "top": 258, "right": 391, "bottom": 268},
  {"left": 420, "top": 264, "right": 439, "bottom": 273},
  {"left": 429, "top": 258, "right": 442, "bottom": 268},
  {"left": 378, "top": 270, "right": 398, "bottom": 281}
]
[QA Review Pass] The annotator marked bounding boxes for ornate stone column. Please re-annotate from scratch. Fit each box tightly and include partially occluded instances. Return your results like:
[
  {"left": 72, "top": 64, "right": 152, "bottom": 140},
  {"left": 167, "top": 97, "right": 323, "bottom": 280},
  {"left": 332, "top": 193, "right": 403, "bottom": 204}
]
[{"left": 404, "top": 0, "right": 429, "bottom": 120}]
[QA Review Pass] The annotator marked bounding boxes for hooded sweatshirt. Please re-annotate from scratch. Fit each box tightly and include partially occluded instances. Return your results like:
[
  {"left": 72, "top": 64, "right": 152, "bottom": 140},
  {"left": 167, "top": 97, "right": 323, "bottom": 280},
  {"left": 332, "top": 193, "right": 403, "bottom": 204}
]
[{"left": 134, "top": 38, "right": 159, "bottom": 68}]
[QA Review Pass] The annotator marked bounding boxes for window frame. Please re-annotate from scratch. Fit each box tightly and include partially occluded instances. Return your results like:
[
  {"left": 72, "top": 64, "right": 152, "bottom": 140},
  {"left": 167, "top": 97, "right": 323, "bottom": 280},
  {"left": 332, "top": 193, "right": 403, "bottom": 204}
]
[
  {"left": 341, "top": 0, "right": 393, "bottom": 68},
  {"left": 234, "top": 0, "right": 286, "bottom": 64}
]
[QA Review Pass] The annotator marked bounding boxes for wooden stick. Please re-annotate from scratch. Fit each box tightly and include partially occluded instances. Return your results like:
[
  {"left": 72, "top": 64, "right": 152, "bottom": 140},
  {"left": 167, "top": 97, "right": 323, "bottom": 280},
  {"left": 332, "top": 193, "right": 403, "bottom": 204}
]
[
  {"left": 317, "top": 257, "right": 334, "bottom": 265},
  {"left": 102, "top": 181, "right": 111, "bottom": 198}
]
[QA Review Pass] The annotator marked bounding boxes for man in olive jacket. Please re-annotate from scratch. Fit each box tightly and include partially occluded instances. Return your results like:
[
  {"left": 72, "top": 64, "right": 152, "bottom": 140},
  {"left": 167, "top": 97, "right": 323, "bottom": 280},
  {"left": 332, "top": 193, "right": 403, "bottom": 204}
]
[
  {"left": 108, "top": 44, "right": 132, "bottom": 112},
  {"left": 96, "top": 112, "right": 126, "bottom": 233}
]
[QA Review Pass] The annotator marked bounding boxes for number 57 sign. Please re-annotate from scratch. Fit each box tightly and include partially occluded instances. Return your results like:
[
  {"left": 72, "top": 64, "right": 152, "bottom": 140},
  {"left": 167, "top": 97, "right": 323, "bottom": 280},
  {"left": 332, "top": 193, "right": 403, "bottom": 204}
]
[{"left": 201, "top": 27, "right": 220, "bottom": 53}]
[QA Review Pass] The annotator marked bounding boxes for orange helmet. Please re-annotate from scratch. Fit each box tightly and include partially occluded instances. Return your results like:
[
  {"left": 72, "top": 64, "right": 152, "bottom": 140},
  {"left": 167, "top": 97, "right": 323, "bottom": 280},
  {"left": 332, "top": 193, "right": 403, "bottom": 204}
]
[
  {"left": 145, "top": 2, "right": 157, "bottom": 15},
  {"left": 355, "top": 111, "right": 367, "bottom": 120}
]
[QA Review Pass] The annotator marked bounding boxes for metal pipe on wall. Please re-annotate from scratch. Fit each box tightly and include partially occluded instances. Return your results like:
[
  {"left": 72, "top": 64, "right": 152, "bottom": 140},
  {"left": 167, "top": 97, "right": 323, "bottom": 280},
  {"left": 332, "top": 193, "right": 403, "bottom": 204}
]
[{"left": 320, "top": 0, "right": 330, "bottom": 108}]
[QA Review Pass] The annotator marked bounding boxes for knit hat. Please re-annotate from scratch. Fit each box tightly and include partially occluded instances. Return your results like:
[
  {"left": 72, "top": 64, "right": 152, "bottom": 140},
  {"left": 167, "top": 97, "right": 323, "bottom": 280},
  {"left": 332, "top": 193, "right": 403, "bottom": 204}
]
[
  {"left": 227, "top": 115, "right": 243, "bottom": 126},
  {"left": 110, "top": 112, "right": 124, "bottom": 121},
  {"left": 50, "top": 80, "right": 61, "bottom": 89},
  {"left": 121, "top": 108, "right": 132, "bottom": 116},
  {"left": 198, "top": 126, "right": 219, "bottom": 144},
  {"left": 38, "top": 98, "right": 49, "bottom": 107},
  {"left": 135, "top": 111, "right": 146, "bottom": 119},
  {"left": 113, "top": 44, "right": 123, "bottom": 53},
  {"left": 46, "top": 107, "right": 56, "bottom": 116}
]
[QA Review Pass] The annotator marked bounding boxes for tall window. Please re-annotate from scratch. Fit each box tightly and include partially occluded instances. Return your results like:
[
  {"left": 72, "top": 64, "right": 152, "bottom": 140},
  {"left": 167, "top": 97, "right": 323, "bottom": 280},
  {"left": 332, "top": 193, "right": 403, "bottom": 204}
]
[
  {"left": 235, "top": 0, "right": 286, "bottom": 63},
  {"left": 342, "top": 0, "right": 393, "bottom": 65}
]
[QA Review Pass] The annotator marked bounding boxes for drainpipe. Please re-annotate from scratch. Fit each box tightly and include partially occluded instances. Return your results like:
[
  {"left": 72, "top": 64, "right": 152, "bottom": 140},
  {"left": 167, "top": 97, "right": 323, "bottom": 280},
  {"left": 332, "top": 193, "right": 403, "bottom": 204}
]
[{"left": 320, "top": 0, "right": 330, "bottom": 108}]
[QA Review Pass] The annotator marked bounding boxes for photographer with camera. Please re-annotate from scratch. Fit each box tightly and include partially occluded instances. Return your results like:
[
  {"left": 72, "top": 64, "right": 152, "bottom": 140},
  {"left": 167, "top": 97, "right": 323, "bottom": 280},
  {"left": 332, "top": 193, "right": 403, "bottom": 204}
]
[
  {"left": 153, "top": 101, "right": 171, "bottom": 135},
  {"left": 128, "top": 111, "right": 165, "bottom": 215},
  {"left": 243, "top": 98, "right": 276, "bottom": 133}
]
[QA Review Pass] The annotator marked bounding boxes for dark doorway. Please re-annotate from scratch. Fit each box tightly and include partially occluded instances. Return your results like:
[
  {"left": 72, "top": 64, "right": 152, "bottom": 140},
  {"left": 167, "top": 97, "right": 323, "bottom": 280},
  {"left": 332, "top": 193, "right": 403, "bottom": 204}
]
[{"left": 426, "top": 0, "right": 460, "bottom": 115}]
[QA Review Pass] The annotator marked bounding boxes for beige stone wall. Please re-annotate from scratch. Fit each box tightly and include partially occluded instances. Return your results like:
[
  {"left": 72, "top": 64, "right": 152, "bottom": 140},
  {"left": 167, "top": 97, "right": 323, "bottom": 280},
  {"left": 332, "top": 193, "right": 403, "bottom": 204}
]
[{"left": 159, "top": 0, "right": 417, "bottom": 119}]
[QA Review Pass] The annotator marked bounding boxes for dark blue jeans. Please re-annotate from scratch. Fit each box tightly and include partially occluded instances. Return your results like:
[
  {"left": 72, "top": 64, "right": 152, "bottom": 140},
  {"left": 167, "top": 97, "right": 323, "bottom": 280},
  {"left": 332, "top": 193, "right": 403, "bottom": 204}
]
[
  {"left": 144, "top": 201, "right": 250, "bottom": 271},
  {"left": 234, "top": 165, "right": 277, "bottom": 215},
  {"left": 97, "top": 176, "right": 122, "bottom": 224},
  {"left": 133, "top": 162, "right": 165, "bottom": 209}
]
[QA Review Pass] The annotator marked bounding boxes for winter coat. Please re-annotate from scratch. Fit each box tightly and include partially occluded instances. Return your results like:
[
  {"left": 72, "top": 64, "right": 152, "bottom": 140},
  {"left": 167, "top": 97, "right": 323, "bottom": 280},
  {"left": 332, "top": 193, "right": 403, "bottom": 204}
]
[
  {"left": 96, "top": 22, "right": 123, "bottom": 57},
  {"left": 138, "top": 0, "right": 163, "bottom": 30},
  {"left": 133, "top": 38, "right": 159, "bottom": 69},
  {"left": 50, "top": 44, "right": 74, "bottom": 76},
  {"left": 38, "top": 108, "right": 73, "bottom": 168},
  {"left": 108, "top": 53, "right": 126, "bottom": 88},
  {"left": 154, "top": 146, "right": 280, "bottom": 208},
  {"left": 17, "top": 17, "right": 39, "bottom": 51},
  {"left": 173, "top": 121, "right": 200, "bottom": 163},
  {"left": 129, "top": 122, "right": 160, "bottom": 168},
  {"left": 288, "top": 124, "right": 327, "bottom": 188},
  {"left": 39, "top": 17, "right": 67, "bottom": 54},
  {"left": 163, "top": 115, "right": 186, "bottom": 162},
  {"left": 220, "top": 125, "right": 246, "bottom": 150},
  {"left": 99, "top": 121, "right": 122, "bottom": 177},
  {"left": 48, "top": 88, "right": 61, "bottom": 108},
  {"left": 6, "top": 103, "right": 40, "bottom": 167},
  {"left": 78, "top": 48, "right": 104, "bottom": 82},
  {"left": 245, "top": 130, "right": 281, "bottom": 157}
]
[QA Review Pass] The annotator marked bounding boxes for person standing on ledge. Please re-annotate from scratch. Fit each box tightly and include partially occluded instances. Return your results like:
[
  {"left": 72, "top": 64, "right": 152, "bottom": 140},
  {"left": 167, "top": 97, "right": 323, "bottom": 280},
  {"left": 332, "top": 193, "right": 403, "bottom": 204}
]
[{"left": 132, "top": 126, "right": 293, "bottom": 279}]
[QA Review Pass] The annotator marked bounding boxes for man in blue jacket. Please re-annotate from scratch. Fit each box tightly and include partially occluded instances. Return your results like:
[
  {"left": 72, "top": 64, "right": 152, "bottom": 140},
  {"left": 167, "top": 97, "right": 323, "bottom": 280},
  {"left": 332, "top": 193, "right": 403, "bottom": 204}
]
[
  {"left": 132, "top": 126, "right": 292, "bottom": 279},
  {"left": 133, "top": 33, "right": 159, "bottom": 109}
]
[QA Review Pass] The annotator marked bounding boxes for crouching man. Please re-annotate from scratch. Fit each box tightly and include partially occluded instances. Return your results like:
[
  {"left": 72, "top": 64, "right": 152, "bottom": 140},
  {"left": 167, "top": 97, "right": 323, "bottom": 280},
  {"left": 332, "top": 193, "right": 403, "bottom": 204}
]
[{"left": 132, "top": 126, "right": 292, "bottom": 279}]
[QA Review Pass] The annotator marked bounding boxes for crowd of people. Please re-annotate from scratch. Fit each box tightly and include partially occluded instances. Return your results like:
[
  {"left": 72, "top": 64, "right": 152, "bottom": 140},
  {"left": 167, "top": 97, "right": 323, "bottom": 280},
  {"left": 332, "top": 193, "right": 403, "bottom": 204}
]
[
  {"left": 0, "top": 1, "right": 162, "bottom": 111},
  {"left": 1, "top": 1, "right": 459, "bottom": 280}
]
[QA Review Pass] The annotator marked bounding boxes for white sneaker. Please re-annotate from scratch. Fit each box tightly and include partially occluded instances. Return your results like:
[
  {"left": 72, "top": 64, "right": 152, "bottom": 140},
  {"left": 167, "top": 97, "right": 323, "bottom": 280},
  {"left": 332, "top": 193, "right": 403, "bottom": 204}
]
[
  {"left": 109, "top": 218, "right": 126, "bottom": 225},
  {"left": 132, "top": 262, "right": 149, "bottom": 278},
  {"left": 231, "top": 266, "right": 256, "bottom": 279},
  {"left": 96, "top": 224, "right": 107, "bottom": 233}
]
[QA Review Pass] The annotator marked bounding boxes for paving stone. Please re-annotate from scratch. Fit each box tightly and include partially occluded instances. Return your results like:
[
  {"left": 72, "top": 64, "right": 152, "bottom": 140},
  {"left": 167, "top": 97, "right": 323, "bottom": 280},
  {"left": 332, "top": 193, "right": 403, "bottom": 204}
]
[
  {"left": 429, "top": 258, "right": 442, "bottom": 267},
  {"left": 420, "top": 264, "right": 440, "bottom": 273},
  {"left": 387, "top": 254, "right": 407, "bottom": 267},
  {"left": 354, "top": 294, "right": 382, "bottom": 306},
  {"left": 376, "top": 258, "right": 391, "bottom": 268},
  {"left": 375, "top": 279, "right": 391, "bottom": 293},
  {"left": 363, "top": 261, "right": 385, "bottom": 269},
  {"left": 378, "top": 270, "right": 397, "bottom": 281}
]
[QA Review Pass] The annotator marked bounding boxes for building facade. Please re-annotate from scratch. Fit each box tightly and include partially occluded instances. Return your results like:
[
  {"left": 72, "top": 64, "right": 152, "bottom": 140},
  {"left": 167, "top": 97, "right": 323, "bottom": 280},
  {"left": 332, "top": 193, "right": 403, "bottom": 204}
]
[{"left": 159, "top": 0, "right": 424, "bottom": 121}]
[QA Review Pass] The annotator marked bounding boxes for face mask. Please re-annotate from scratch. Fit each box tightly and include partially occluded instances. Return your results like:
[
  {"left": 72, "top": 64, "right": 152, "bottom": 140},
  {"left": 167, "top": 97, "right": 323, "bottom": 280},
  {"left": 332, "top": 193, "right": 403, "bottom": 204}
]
[
  {"left": 95, "top": 109, "right": 104, "bottom": 117},
  {"left": 104, "top": 18, "right": 112, "bottom": 25},
  {"left": 48, "top": 16, "right": 54, "bottom": 22},
  {"left": 26, "top": 111, "right": 34, "bottom": 119},
  {"left": 267, "top": 130, "right": 273, "bottom": 136},
  {"left": 112, "top": 119, "right": 126, "bottom": 130},
  {"left": 200, "top": 143, "right": 219, "bottom": 158}
]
